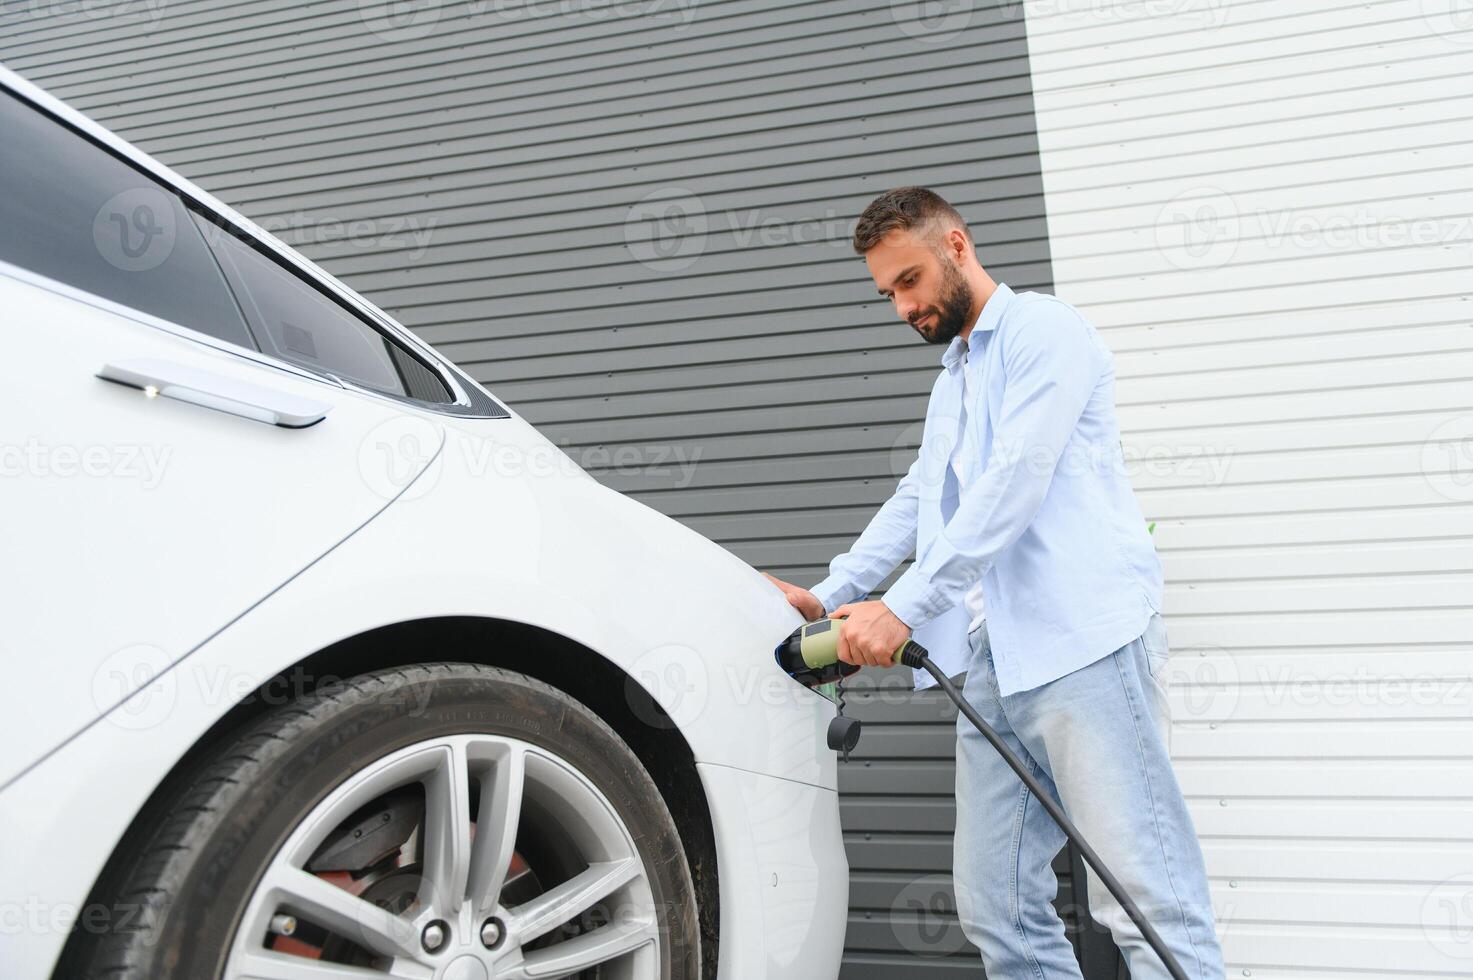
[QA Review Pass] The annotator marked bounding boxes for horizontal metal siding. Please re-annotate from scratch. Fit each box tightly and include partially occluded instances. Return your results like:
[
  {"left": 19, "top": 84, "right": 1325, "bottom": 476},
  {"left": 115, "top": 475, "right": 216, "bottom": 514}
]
[
  {"left": 0, "top": 2, "right": 1078, "bottom": 976},
  {"left": 1023, "top": 0, "right": 1473, "bottom": 975}
]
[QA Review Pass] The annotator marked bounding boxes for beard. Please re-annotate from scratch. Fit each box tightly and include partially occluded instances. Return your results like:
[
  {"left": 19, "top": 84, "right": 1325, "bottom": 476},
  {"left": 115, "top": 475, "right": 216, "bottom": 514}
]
[{"left": 909, "top": 257, "right": 975, "bottom": 345}]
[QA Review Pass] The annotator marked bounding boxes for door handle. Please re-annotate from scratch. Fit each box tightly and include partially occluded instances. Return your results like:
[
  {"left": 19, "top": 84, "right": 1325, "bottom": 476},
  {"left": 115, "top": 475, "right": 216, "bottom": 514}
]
[{"left": 98, "top": 358, "right": 333, "bottom": 428}]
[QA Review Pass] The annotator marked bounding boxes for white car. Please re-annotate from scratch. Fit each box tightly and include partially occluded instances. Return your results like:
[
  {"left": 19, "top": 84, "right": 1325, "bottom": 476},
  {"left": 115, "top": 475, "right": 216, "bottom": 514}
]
[{"left": 0, "top": 66, "right": 847, "bottom": 980}]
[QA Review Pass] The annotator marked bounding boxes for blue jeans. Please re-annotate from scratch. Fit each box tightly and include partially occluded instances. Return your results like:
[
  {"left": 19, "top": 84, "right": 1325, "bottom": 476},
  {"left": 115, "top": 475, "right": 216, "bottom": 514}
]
[{"left": 952, "top": 614, "right": 1225, "bottom": 979}]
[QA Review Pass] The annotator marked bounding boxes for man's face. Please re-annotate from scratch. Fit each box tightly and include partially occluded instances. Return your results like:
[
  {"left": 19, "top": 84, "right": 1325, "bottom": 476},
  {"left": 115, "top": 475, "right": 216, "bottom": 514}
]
[{"left": 867, "top": 227, "right": 975, "bottom": 345}]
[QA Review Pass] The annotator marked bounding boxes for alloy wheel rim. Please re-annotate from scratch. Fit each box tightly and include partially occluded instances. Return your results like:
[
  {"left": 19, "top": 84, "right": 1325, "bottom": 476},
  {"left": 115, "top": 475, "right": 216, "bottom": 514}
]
[{"left": 222, "top": 734, "right": 660, "bottom": 979}]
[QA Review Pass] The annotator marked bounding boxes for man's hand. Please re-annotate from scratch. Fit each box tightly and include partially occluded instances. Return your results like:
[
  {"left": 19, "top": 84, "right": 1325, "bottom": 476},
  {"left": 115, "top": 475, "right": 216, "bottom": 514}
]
[
  {"left": 761, "top": 572, "right": 825, "bottom": 621},
  {"left": 831, "top": 600, "right": 911, "bottom": 668}
]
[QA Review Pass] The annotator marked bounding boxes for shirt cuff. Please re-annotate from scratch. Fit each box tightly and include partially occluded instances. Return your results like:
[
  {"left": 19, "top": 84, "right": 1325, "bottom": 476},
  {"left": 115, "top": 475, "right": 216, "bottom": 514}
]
[{"left": 879, "top": 565, "right": 951, "bottom": 631}]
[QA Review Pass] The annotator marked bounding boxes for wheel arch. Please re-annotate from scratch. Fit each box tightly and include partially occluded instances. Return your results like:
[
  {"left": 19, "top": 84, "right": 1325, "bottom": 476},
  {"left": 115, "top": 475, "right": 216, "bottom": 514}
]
[{"left": 56, "top": 616, "right": 720, "bottom": 980}]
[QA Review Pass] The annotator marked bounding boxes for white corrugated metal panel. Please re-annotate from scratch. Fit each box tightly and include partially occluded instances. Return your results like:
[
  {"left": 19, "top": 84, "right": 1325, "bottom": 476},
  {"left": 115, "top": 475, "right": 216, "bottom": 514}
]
[{"left": 1025, "top": 0, "right": 1473, "bottom": 974}]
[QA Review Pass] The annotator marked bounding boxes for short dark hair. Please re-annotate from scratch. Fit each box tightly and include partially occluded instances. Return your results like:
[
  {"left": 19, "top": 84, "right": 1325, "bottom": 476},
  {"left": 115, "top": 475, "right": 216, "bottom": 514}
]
[{"left": 852, "top": 186, "right": 971, "bottom": 255}]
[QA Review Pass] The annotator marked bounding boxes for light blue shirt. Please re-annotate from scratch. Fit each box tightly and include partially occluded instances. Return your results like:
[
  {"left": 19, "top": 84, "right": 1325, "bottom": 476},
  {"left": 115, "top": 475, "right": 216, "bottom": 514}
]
[{"left": 810, "top": 284, "right": 1164, "bottom": 694}]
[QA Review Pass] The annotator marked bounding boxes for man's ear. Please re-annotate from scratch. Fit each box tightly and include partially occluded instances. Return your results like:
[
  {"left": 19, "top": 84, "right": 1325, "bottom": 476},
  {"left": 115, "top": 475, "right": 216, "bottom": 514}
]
[{"left": 940, "top": 226, "right": 968, "bottom": 263}]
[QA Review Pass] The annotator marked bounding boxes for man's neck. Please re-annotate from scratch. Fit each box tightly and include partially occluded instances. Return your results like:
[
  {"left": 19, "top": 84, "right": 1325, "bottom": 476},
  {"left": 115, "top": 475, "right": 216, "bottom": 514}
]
[{"left": 958, "top": 275, "right": 999, "bottom": 344}]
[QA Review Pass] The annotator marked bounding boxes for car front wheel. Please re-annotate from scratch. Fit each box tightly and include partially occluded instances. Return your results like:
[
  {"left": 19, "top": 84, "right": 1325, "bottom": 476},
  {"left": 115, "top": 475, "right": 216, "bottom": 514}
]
[{"left": 73, "top": 662, "right": 701, "bottom": 980}]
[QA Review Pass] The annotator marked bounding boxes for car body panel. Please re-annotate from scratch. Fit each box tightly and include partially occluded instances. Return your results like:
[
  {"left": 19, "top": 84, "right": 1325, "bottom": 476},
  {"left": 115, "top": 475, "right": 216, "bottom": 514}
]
[
  {"left": 0, "top": 268, "right": 440, "bottom": 789},
  {"left": 699, "top": 763, "right": 848, "bottom": 980}
]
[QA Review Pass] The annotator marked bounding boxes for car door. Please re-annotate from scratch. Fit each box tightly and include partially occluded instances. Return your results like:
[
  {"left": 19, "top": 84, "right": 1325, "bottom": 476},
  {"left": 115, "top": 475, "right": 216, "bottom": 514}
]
[{"left": 0, "top": 88, "right": 448, "bottom": 787}]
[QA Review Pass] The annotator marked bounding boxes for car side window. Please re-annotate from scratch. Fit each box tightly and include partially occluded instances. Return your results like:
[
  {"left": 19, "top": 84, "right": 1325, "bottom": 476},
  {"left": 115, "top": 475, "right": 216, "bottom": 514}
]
[
  {"left": 193, "top": 215, "right": 453, "bottom": 403},
  {"left": 0, "top": 91, "right": 254, "bottom": 349}
]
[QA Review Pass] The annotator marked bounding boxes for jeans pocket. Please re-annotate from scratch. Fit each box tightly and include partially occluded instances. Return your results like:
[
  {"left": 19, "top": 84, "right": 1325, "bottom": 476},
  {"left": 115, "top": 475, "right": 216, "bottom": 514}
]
[
  {"left": 1141, "top": 613, "right": 1170, "bottom": 687},
  {"left": 1141, "top": 614, "right": 1174, "bottom": 750},
  {"left": 963, "top": 621, "right": 1000, "bottom": 701}
]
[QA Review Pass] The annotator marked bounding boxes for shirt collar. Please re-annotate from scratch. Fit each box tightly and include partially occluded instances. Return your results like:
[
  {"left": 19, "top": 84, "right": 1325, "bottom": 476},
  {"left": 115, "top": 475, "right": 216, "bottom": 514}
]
[{"left": 941, "top": 283, "right": 1014, "bottom": 372}]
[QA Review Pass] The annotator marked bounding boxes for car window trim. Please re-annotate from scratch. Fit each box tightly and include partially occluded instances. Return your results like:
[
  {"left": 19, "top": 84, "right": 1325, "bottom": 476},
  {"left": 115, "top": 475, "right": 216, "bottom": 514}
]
[{"left": 185, "top": 206, "right": 458, "bottom": 407}]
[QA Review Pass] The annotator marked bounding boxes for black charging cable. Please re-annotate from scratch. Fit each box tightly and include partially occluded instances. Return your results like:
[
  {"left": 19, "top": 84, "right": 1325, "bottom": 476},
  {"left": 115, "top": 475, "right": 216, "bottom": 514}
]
[{"left": 898, "top": 647, "right": 1193, "bottom": 980}]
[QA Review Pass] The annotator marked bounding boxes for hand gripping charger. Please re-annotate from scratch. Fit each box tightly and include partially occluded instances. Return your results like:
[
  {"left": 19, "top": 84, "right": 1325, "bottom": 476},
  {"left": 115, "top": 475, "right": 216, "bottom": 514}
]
[{"left": 773, "top": 615, "right": 923, "bottom": 685}]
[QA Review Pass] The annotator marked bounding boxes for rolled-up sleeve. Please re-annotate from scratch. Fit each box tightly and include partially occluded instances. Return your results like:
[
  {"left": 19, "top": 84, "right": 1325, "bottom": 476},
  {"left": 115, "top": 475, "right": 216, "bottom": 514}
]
[{"left": 881, "top": 303, "right": 1101, "bottom": 630}]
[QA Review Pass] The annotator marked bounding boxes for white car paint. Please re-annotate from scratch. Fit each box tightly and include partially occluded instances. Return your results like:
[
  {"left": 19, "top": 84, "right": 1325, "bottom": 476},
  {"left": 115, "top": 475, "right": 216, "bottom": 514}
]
[
  {"left": 2, "top": 267, "right": 442, "bottom": 790},
  {"left": 0, "top": 65, "right": 847, "bottom": 980}
]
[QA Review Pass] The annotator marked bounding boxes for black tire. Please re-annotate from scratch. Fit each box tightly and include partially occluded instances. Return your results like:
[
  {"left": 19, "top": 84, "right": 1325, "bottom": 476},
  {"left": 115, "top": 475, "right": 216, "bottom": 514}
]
[{"left": 69, "top": 662, "right": 701, "bottom": 980}]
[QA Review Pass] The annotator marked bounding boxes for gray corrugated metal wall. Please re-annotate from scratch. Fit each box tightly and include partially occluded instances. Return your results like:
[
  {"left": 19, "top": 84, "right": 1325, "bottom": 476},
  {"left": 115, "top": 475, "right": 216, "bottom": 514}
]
[{"left": 0, "top": 2, "right": 1101, "bottom": 974}]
